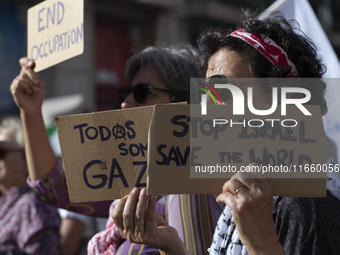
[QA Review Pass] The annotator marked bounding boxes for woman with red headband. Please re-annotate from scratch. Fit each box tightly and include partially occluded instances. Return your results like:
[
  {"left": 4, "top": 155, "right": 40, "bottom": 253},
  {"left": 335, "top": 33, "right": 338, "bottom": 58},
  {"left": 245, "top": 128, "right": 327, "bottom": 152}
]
[{"left": 113, "top": 11, "right": 340, "bottom": 255}]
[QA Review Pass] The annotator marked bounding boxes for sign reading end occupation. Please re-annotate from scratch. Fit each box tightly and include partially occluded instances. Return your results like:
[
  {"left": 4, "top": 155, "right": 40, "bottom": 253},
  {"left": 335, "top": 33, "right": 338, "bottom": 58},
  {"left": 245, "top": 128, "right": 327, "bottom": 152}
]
[{"left": 28, "top": 0, "right": 84, "bottom": 72}]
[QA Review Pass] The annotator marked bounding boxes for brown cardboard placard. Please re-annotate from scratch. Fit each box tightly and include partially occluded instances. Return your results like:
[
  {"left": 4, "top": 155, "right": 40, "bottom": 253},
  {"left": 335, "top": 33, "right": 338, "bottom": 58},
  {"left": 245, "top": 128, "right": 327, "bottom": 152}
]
[
  {"left": 147, "top": 104, "right": 327, "bottom": 197},
  {"left": 55, "top": 106, "right": 154, "bottom": 203},
  {"left": 27, "top": 0, "right": 84, "bottom": 72},
  {"left": 56, "top": 103, "right": 327, "bottom": 203}
]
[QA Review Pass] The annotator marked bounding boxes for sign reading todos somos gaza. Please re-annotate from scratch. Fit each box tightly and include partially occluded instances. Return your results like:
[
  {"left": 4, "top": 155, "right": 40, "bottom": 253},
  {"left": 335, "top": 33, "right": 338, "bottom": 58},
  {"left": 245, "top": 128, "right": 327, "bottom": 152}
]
[
  {"left": 55, "top": 106, "right": 154, "bottom": 203},
  {"left": 27, "top": 0, "right": 84, "bottom": 72}
]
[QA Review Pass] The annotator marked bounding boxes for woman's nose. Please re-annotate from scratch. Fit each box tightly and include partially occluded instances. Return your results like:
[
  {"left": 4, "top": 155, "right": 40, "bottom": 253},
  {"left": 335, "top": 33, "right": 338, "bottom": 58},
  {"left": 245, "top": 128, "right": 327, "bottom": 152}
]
[{"left": 120, "top": 93, "right": 138, "bottom": 109}]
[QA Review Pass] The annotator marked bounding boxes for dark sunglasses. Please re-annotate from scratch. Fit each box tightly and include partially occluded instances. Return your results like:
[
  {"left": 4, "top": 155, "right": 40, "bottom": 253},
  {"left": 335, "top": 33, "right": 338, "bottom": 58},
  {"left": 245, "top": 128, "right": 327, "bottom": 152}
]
[
  {"left": 0, "top": 147, "right": 23, "bottom": 159},
  {"left": 117, "top": 83, "right": 174, "bottom": 104}
]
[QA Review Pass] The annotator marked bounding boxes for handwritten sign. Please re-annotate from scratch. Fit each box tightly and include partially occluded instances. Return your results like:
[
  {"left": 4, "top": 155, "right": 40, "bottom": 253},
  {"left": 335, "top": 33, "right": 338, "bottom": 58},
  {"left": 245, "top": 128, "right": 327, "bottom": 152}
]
[
  {"left": 27, "top": 0, "right": 84, "bottom": 72},
  {"left": 56, "top": 104, "right": 327, "bottom": 203},
  {"left": 55, "top": 106, "right": 154, "bottom": 203},
  {"left": 147, "top": 104, "right": 327, "bottom": 197}
]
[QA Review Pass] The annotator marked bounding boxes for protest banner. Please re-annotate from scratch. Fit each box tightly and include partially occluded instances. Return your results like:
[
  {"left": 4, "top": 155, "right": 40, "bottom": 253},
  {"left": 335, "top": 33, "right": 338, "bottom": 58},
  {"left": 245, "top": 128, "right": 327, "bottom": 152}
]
[
  {"left": 55, "top": 106, "right": 154, "bottom": 203},
  {"left": 263, "top": 0, "right": 340, "bottom": 166},
  {"left": 27, "top": 0, "right": 84, "bottom": 72},
  {"left": 56, "top": 102, "right": 328, "bottom": 203},
  {"left": 147, "top": 104, "right": 328, "bottom": 197}
]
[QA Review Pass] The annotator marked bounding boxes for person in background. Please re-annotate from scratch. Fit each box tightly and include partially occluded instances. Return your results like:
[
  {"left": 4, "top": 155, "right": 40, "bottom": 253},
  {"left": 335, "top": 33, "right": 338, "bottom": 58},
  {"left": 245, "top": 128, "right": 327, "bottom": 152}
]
[
  {"left": 111, "top": 11, "right": 340, "bottom": 255},
  {"left": 50, "top": 125, "right": 108, "bottom": 255},
  {"left": 0, "top": 116, "right": 60, "bottom": 255},
  {"left": 58, "top": 208, "right": 86, "bottom": 255},
  {"left": 10, "top": 43, "right": 224, "bottom": 254},
  {"left": 58, "top": 207, "right": 107, "bottom": 255}
]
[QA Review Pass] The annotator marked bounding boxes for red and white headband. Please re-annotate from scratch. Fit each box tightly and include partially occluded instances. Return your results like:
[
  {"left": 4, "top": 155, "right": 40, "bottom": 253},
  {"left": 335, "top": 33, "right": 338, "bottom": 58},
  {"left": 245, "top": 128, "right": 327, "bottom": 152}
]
[{"left": 229, "top": 29, "right": 298, "bottom": 77}]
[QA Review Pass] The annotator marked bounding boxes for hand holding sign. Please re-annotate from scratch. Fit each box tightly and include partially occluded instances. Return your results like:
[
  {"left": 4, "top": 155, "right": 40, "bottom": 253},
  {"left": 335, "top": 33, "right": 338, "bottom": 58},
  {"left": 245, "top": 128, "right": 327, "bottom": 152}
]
[
  {"left": 10, "top": 57, "right": 60, "bottom": 182},
  {"left": 10, "top": 58, "right": 44, "bottom": 116},
  {"left": 112, "top": 188, "right": 188, "bottom": 255}
]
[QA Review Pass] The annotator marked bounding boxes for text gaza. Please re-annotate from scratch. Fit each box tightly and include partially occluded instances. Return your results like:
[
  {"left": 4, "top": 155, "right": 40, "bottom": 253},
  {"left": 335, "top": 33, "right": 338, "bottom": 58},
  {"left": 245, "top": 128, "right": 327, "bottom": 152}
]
[{"left": 83, "top": 159, "right": 146, "bottom": 189}]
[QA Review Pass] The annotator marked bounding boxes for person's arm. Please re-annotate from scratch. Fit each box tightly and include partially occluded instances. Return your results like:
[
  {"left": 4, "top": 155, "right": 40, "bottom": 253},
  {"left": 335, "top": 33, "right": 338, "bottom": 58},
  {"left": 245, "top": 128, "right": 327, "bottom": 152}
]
[
  {"left": 11, "top": 57, "right": 113, "bottom": 217},
  {"left": 216, "top": 165, "right": 285, "bottom": 255},
  {"left": 10, "top": 57, "right": 57, "bottom": 181},
  {"left": 112, "top": 188, "right": 188, "bottom": 255},
  {"left": 59, "top": 217, "right": 85, "bottom": 255}
]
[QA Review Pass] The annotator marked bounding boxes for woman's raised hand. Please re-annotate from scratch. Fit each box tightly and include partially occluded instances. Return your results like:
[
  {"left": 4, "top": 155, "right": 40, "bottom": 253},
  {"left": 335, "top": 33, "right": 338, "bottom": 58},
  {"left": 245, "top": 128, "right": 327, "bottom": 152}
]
[
  {"left": 10, "top": 57, "right": 44, "bottom": 115},
  {"left": 112, "top": 188, "right": 188, "bottom": 255},
  {"left": 217, "top": 164, "right": 285, "bottom": 255}
]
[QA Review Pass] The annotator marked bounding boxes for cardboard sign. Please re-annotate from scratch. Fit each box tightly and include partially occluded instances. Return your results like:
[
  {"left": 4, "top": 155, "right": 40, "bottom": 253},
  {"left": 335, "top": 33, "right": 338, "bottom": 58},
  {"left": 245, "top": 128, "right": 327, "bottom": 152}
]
[
  {"left": 27, "top": 0, "right": 84, "bottom": 72},
  {"left": 147, "top": 104, "right": 327, "bottom": 197},
  {"left": 56, "top": 104, "right": 327, "bottom": 203},
  {"left": 55, "top": 106, "right": 154, "bottom": 203}
]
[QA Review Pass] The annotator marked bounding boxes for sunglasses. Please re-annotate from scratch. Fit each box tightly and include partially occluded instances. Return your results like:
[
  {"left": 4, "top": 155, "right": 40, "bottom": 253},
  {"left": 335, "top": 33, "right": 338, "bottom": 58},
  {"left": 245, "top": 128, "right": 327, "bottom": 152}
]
[
  {"left": 117, "top": 83, "right": 174, "bottom": 104},
  {"left": 0, "top": 147, "right": 23, "bottom": 160}
]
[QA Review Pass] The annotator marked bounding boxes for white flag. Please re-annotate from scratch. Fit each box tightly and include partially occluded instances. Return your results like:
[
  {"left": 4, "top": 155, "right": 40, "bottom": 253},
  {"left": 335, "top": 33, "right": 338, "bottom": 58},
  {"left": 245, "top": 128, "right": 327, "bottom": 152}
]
[{"left": 263, "top": 0, "right": 340, "bottom": 162}]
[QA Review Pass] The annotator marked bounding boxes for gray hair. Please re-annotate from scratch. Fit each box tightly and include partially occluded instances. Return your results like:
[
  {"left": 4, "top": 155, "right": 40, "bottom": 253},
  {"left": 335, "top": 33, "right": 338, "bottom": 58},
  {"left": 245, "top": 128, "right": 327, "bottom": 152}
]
[
  {"left": 0, "top": 116, "right": 24, "bottom": 149},
  {"left": 126, "top": 43, "right": 202, "bottom": 102}
]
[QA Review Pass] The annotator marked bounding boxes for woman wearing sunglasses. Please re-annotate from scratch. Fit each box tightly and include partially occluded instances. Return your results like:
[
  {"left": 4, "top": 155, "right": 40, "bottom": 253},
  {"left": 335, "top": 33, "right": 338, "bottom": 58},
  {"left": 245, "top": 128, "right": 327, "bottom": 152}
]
[
  {"left": 10, "top": 43, "right": 224, "bottom": 254},
  {"left": 117, "top": 43, "right": 197, "bottom": 107}
]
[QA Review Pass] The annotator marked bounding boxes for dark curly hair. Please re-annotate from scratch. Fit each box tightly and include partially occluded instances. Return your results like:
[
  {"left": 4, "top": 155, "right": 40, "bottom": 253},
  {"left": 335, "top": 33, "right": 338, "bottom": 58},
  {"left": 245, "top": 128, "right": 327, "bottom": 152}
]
[{"left": 198, "top": 10, "right": 327, "bottom": 115}]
